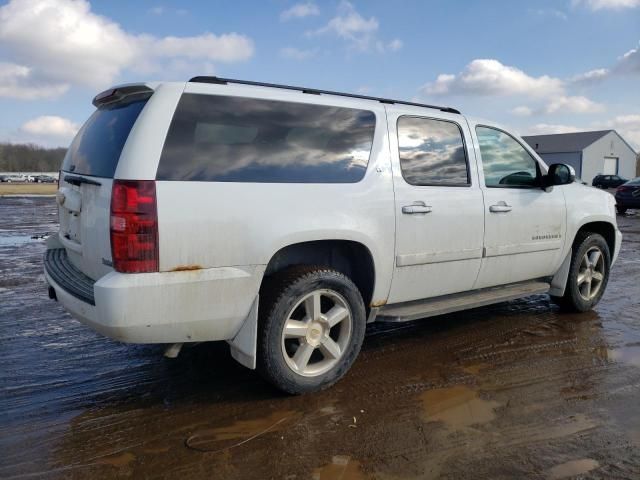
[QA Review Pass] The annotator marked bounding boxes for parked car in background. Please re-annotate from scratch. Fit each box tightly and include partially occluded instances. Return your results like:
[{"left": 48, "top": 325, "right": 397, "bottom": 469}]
[
  {"left": 44, "top": 77, "right": 621, "bottom": 394},
  {"left": 0, "top": 175, "right": 9, "bottom": 182},
  {"left": 1, "top": 174, "right": 27, "bottom": 183},
  {"left": 33, "top": 175, "right": 57, "bottom": 183},
  {"left": 592, "top": 174, "right": 628, "bottom": 189},
  {"left": 615, "top": 177, "right": 640, "bottom": 214}
]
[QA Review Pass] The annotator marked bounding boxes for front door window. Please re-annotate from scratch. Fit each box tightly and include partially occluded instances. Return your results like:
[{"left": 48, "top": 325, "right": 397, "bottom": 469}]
[{"left": 476, "top": 126, "right": 540, "bottom": 188}]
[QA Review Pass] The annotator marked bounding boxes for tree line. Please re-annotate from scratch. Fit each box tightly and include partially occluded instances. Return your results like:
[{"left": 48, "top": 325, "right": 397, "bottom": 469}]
[{"left": 0, "top": 143, "right": 67, "bottom": 172}]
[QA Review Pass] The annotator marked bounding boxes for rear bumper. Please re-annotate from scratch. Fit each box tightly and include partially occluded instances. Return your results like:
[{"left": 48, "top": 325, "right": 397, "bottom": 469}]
[{"left": 44, "top": 248, "right": 264, "bottom": 344}]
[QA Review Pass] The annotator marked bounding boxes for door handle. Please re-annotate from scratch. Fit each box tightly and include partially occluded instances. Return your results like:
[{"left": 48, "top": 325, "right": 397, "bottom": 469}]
[
  {"left": 489, "top": 202, "right": 512, "bottom": 213},
  {"left": 402, "top": 203, "right": 432, "bottom": 214}
]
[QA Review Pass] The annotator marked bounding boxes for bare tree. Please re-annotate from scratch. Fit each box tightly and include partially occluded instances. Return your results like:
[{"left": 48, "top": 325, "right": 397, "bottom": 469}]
[{"left": 0, "top": 143, "right": 66, "bottom": 172}]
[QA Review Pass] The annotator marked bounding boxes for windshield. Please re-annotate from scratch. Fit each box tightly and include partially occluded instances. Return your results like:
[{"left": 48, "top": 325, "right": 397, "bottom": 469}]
[{"left": 61, "top": 98, "right": 148, "bottom": 178}]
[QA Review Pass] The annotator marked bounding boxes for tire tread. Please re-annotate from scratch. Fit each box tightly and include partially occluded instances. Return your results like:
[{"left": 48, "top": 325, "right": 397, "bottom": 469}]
[{"left": 257, "top": 266, "right": 365, "bottom": 394}]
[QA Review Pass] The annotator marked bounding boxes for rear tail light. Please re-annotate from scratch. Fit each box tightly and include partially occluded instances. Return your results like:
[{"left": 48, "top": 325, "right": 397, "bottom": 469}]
[
  {"left": 110, "top": 180, "right": 159, "bottom": 273},
  {"left": 616, "top": 186, "right": 629, "bottom": 193}
]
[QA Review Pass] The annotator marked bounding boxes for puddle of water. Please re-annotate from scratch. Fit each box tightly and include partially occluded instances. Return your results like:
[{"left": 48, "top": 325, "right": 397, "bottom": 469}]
[
  {"left": 547, "top": 458, "right": 599, "bottom": 479},
  {"left": 0, "top": 235, "right": 36, "bottom": 247},
  {"left": 313, "top": 456, "right": 365, "bottom": 480},
  {"left": 420, "top": 386, "right": 501, "bottom": 430},
  {"left": 609, "top": 346, "right": 640, "bottom": 367},
  {"left": 184, "top": 410, "right": 296, "bottom": 453}
]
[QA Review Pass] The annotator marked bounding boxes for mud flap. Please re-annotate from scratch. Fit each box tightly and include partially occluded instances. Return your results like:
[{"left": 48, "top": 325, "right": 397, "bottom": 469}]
[
  {"left": 549, "top": 248, "right": 572, "bottom": 297},
  {"left": 228, "top": 295, "right": 258, "bottom": 370}
]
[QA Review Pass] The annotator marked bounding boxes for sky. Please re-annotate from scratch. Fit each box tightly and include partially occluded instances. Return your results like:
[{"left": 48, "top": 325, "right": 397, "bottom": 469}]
[{"left": 0, "top": 0, "right": 639, "bottom": 150}]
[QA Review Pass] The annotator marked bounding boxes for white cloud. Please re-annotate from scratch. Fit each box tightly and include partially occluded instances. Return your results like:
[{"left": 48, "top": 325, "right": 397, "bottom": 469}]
[
  {"left": 0, "top": 0, "right": 254, "bottom": 99},
  {"left": 0, "top": 62, "right": 69, "bottom": 100},
  {"left": 280, "top": 47, "right": 317, "bottom": 60},
  {"left": 570, "top": 42, "right": 640, "bottom": 82},
  {"left": 570, "top": 68, "right": 610, "bottom": 84},
  {"left": 312, "top": 1, "right": 378, "bottom": 51},
  {"left": 149, "top": 34, "right": 253, "bottom": 62},
  {"left": 544, "top": 95, "right": 604, "bottom": 114},
  {"left": 280, "top": 2, "right": 320, "bottom": 21},
  {"left": 309, "top": 2, "right": 400, "bottom": 54},
  {"left": 0, "top": 0, "right": 136, "bottom": 89},
  {"left": 527, "top": 124, "right": 582, "bottom": 135},
  {"left": 598, "top": 115, "right": 640, "bottom": 149},
  {"left": 20, "top": 116, "right": 79, "bottom": 140},
  {"left": 423, "top": 59, "right": 605, "bottom": 117},
  {"left": 573, "top": 0, "right": 640, "bottom": 10},
  {"left": 615, "top": 44, "right": 640, "bottom": 74},
  {"left": 376, "top": 38, "right": 403, "bottom": 53},
  {"left": 422, "top": 59, "right": 564, "bottom": 98},
  {"left": 512, "top": 106, "right": 533, "bottom": 116}
]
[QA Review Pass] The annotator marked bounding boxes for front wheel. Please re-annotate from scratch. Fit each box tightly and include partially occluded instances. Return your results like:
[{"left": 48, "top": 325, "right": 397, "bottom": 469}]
[
  {"left": 257, "top": 267, "right": 366, "bottom": 394},
  {"left": 552, "top": 233, "right": 610, "bottom": 312}
]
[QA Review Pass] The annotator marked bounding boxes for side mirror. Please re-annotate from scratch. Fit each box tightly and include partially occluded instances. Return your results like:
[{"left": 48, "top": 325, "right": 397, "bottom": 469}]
[{"left": 545, "top": 163, "right": 575, "bottom": 187}]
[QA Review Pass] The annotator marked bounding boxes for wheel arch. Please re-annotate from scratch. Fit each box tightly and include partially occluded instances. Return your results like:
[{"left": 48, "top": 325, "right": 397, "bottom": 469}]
[
  {"left": 262, "top": 240, "right": 376, "bottom": 309},
  {"left": 574, "top": 221, "right": 616, "bottom": 258}
]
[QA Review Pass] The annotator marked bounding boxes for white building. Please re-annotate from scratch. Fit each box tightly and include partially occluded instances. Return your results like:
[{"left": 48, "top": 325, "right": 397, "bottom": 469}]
[{"left": 522, "top": 130, "right": 637, "bottom": 184}]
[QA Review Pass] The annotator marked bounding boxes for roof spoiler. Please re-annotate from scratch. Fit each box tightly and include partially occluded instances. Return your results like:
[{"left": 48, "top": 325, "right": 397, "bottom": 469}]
[
  {"left": 188, "top": 76, "right": 461, "bottom": 115},
  {"left": 92, "top": 85, "right": 154, "bottom": 108}
]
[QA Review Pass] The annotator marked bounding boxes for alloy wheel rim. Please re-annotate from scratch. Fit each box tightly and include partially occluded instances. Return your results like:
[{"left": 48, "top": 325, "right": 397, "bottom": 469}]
[
  {"left": 281, "top": 289, "right": 352, "bottom": 377},
  {"left": 577, "top": 246, "right": 605, "bottom": 301}
]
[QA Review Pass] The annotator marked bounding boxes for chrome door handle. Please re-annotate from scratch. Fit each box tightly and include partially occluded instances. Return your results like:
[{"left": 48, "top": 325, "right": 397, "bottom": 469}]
[
  {"left": 489, "top": 202, "right": 512, "bottom": 213},
  {"left": 402, "top": 203, "right": 432, "bottom": 214}
]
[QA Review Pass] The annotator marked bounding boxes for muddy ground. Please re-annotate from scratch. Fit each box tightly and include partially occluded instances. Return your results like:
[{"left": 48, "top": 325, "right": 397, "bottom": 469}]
[{"left": 1, "top": 196, "right": 640, "bottom": 479}]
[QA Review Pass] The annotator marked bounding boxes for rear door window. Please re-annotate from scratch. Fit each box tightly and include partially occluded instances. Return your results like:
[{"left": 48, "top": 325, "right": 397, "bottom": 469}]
[
  {"left": 61, "top": 98, "right": 148, "bottom": 178},
  {"left": 397, "top": 116, "right": 469, "bottom": 186},
  {"left": 156, "top": 94, "right": 376, "bottom": 183}
]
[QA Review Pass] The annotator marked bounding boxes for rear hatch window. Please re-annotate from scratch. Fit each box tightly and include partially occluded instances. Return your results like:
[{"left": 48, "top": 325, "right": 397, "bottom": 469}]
[
  {"left": 61, "top": 98, "right": 148, "bottom": 178},
  {"left": 57, "top": 94, "right": 149, "bottom": 280}
]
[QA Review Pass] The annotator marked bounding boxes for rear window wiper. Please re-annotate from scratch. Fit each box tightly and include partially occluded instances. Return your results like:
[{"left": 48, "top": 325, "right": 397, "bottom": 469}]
[{"left": 64, "top": 175, "right": 103, "bottom": 187}]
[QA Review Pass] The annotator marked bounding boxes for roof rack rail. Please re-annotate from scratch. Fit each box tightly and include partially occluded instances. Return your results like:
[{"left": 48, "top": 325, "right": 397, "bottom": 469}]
[{"left": 188, "top": 76, "right": 461, "bottom": 114}]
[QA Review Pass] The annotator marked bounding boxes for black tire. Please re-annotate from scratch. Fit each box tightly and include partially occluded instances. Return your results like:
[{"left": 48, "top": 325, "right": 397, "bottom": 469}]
[
  {"left": 616, "top": 206, "right": 627, "bottom": 214},
  {"left": 551, "top": 232, "right": 610, "bottom": 312},
  {"left": 257, "top": 266, "right": 366, "bottom": 394}
]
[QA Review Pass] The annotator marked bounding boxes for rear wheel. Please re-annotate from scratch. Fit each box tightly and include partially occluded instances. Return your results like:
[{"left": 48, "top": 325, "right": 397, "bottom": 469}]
[
  {"left": 257, "top": 266, "right": 366, "bottom": 394},
  {"left": 552, "top": 233, "right": 610, "bottom": 312},
  {"left": 616, "top": 206, "right": 627, "bottom": 214}
]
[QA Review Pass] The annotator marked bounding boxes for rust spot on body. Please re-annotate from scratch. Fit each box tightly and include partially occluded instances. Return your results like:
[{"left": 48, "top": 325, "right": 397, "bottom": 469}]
[
  {"left": 170, "top": 264, "right": 203, "bottom": 272},
  {"left": 370, "top": 300, "right": 386, "bottom": 308}
]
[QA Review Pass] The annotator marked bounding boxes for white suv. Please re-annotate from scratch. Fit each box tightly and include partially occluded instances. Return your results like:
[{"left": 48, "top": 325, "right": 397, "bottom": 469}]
[{"left": 44, "top": 77, "right": 621, "bottom": 394}]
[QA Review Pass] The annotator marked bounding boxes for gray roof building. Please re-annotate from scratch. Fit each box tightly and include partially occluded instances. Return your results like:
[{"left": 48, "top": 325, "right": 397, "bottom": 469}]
[{"left": 522, "top": 130, "right": 636, "bottom": 184}]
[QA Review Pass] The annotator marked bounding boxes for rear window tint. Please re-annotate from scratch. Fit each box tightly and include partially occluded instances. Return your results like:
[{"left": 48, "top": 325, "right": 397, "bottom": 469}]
[
  {"left": 156, "top": 94, "right": 376, "bottom": 183},
  {"left": 61, "top": 98, "right": 148, "bottom": 178}
]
